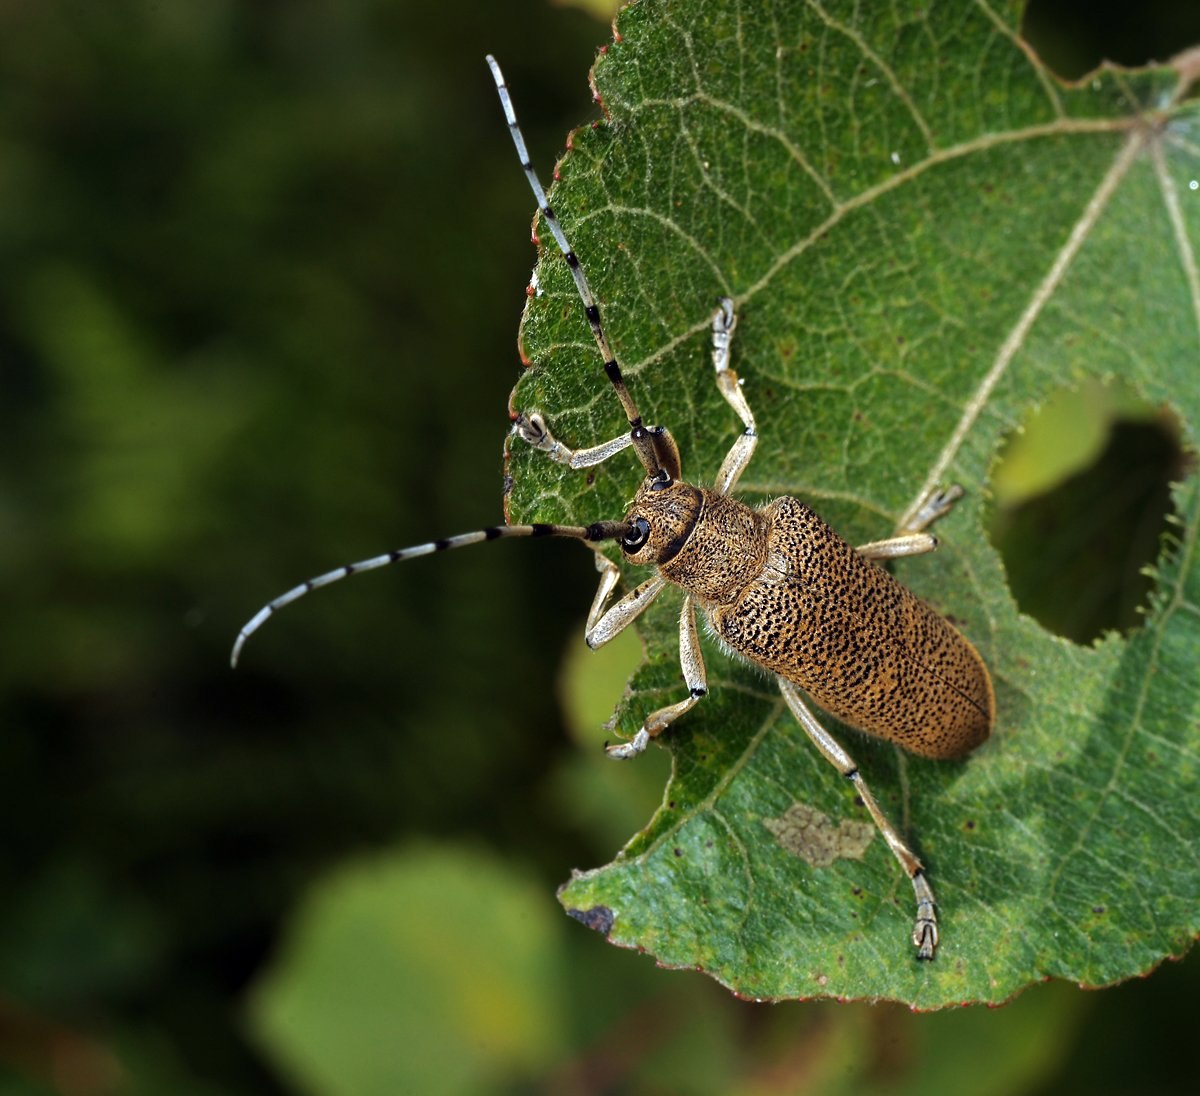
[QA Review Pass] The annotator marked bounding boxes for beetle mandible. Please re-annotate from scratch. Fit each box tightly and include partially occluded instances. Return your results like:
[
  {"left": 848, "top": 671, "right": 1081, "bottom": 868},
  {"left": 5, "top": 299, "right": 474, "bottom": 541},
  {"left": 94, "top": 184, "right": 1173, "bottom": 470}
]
[{"left": 232, "top": 56, "right": 995, "bottom": 960}]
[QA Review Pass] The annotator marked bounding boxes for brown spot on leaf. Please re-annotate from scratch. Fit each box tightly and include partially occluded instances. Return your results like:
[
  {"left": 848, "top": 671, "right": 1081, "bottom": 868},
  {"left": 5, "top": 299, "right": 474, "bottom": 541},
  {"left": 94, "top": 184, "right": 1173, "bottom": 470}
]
[{"left": 763, "top": 802, "right": 875, "bottom": 868}]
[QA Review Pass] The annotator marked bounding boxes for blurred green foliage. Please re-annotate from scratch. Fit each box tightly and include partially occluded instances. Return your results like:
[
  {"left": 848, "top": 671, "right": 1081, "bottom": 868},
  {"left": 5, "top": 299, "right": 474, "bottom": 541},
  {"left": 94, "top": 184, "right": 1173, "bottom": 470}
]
[
  {"left": 249, "top": 848, "right": 573, "bottom": 1095},
  {"left": 0, "top": 1, "right": 1197, "bottom": 1093}
]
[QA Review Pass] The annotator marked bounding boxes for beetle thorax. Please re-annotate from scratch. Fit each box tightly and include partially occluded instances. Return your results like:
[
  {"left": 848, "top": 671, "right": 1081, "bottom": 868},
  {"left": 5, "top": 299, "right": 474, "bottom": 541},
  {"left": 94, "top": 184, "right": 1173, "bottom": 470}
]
[{"left": 621, "top": 480, "right": 769, "bottom": 605}]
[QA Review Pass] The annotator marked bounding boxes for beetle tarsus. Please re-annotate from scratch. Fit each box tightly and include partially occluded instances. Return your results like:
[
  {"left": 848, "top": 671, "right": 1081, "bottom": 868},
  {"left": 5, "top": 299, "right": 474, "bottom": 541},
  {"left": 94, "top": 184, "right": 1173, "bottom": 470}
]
[
  {"left": 912, "top": 872, "right": 939, "bottom": 960},
  {"left": 605, "top": 728, "right": 650, "bottom": 759}
]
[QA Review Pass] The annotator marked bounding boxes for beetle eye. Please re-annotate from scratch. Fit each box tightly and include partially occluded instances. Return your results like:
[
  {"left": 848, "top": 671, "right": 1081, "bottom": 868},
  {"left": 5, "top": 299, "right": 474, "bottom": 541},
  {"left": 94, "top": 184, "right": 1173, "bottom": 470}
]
[{"left": 622, "top": 517, "right": 651, "bottom": 552}]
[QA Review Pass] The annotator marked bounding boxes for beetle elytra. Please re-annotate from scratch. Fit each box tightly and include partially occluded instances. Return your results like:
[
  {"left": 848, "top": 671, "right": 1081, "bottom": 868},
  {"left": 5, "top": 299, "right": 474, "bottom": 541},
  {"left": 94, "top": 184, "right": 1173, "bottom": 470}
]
[{"left": 233, "top": 56, "right": 995, "bottom": 960}]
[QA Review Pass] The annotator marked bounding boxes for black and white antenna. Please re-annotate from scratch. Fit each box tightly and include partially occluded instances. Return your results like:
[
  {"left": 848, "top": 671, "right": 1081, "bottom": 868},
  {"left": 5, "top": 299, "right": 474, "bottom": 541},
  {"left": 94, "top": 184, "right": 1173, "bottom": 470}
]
[
  {"left": 230, "top": 520, "right": 631, "bottom": 666},
  {"left": 486, "top": 55, "right": 666, "bottom": 476},
  {"left": 230, "top": 56, "right": 655, "bottom": 667}
]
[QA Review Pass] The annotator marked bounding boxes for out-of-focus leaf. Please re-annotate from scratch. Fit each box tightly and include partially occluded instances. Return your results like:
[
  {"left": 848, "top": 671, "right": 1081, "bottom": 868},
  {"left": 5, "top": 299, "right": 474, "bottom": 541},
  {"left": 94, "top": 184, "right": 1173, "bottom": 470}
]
[{"left": 247, "top": 846, "right": 569, "bottom": 1096}]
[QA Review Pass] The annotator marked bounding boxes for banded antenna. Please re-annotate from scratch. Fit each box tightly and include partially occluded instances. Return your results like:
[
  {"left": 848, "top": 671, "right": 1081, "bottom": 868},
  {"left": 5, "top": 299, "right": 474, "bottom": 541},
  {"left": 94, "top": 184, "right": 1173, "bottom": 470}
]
[
  {"left": 230, "top": 520, "right": 631, "bottom": 666},
  {"left": 231, "top": 56, "right": 647, "bottom": 667},
  {"left": 486, "top": 54, "right": 665, "bottom": 476}
]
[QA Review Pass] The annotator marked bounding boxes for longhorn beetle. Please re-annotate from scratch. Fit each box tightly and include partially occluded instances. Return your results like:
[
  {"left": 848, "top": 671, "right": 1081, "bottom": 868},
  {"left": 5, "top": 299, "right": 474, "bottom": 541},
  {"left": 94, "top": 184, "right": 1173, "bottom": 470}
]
[{"left": 233, "top": 55, "right": 995, "bottom": 960}]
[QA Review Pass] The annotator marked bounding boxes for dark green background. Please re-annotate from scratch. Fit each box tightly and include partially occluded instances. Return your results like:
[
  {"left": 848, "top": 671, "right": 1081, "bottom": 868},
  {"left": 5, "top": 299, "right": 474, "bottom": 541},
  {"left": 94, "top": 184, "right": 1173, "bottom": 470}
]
[{"left": 0, "top": 1, "right": 1196, "bottom": 1092}]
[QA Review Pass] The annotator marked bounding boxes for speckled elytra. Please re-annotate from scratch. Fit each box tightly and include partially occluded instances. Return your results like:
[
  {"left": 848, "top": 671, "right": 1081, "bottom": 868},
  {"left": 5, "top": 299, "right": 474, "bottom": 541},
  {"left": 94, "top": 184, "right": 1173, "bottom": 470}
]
[{"left": 233, "top": 56, "right": 995, "bottom": 960}]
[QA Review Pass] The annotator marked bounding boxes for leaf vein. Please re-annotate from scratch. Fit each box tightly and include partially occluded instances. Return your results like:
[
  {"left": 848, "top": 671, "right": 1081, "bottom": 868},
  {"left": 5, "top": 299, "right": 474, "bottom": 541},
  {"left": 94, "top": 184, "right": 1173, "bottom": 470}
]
[
  {"left": 1151, "top": 137, "right": 1200, "bottom": 349},
  {"left": 972, "top": 0, "right": 1066, "bottom": 119},
  {"left": 803, "top": 0, "right": 934, "bottom": 149},
  {"left": 902, "top": 121, "right": 1149, "bottom": 524}
]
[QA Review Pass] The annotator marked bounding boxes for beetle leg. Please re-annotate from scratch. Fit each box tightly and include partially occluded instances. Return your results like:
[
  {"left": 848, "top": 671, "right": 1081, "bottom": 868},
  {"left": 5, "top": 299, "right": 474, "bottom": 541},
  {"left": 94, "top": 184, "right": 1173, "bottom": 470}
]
[
  {"left": 607, "top": 596, "right": 708, "bottom": 760},
  {"left": 710, "top": 298, "right": 759, "bottom": 495},
  {"left": 512, "top": 411, "right": 634, "bottom": 469},
  {"left": 853, "top": 532, "right": 939, "bottom": 561},
  {"left": 856, "top": 484, "right": 966, "bottom": 560},
  {"left": 584, "top": 553, "right": 666, "bottom": 648},
  {"left": 896, "top": 484, "right": 964, "bottom": 536},
  {"left": 777, "top": 677, "right": 940, "bottom": 960}
]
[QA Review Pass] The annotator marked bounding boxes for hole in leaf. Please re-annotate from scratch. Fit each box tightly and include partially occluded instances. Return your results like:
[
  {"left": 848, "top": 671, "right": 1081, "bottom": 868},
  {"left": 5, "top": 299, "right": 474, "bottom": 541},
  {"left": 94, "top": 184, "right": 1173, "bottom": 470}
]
[
  {"left": 1022, "top": 0, "right": 1200, "bottom": 81},
  {"left": 987, "top": 380, "right": 1189, "bottom": 644}
]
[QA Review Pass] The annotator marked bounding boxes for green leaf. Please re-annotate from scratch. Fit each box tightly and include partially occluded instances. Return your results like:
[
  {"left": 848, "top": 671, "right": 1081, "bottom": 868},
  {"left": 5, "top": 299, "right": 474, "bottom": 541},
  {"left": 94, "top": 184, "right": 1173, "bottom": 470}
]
[
  {"left": 247, "top": 846, "right": 571, "bottom": 1096},
  {"left": 505, "top": 0, "right": 1200, "bottom": 1004}
]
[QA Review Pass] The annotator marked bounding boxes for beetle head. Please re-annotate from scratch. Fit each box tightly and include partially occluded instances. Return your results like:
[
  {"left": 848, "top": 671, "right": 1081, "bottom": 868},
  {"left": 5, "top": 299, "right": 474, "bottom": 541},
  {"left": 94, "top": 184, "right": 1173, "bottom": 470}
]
[{"left": 619, "top": 472, "right": 703, "bottom": 566}]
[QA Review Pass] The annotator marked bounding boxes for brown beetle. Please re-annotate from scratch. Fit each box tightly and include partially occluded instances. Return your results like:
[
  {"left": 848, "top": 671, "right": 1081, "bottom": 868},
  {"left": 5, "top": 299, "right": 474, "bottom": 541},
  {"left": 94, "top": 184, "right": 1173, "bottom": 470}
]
[{"left": 233, "top": 57, "right": 994, "bottom": 959}]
